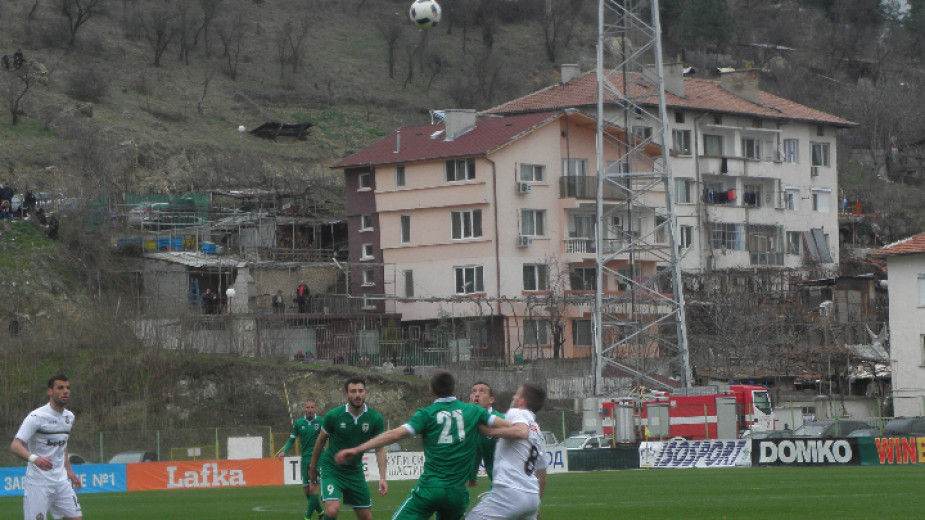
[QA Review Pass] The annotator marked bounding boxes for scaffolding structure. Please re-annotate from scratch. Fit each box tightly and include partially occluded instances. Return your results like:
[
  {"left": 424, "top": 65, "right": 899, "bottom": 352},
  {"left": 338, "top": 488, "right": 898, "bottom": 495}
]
[{"left": 592, "top": 0, "right": 692, "bottom": 393}]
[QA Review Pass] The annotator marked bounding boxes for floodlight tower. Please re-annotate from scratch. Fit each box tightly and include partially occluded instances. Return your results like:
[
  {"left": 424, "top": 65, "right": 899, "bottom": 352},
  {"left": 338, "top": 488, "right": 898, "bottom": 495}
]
[{"left": 592, "top": 0, "right": 692, "bottom": 394}]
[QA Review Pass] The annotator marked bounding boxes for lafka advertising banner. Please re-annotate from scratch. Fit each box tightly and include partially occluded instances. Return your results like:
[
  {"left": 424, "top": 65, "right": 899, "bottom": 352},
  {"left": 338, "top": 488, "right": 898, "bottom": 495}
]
[
  {"left": 639, "top": 440, "right": 751, "bottom": 468},
  {"left": 1, "top": 464, "right": 127, "bottom": 497},
  {"left": 127, "top": 458, "right": 283, "bottom": 491},
  {"left": 753, "top": 439, "right": 861, "bottom": 466}
]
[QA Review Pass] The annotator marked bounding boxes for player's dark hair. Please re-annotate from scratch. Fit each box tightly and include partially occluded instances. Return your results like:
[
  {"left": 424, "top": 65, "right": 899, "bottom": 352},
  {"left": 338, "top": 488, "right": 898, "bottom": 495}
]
[
  {"left": 521, "top": 383, "right": 546, "bottom": 413},
  {"left": 344, "top": 377, "right": 366, "bottom": 392},
  {"left": 472, "top": 381, "right": 493, "bottom": 397},
  {"left": 430, "top": 370, "right": 455, "bottom": 397},
  {"left": 47, "top": 375, "right": 68, "bottom": 389}
]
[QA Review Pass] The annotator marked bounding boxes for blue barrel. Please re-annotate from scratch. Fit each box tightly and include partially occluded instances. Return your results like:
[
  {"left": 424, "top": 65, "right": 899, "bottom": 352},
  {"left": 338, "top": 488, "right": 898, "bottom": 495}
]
[
  {"left": 202, "top": 242, "right": 216, "bottom": 254},
  {"left": 170, "top": 237, "right": 183, "bottom": 250},
  {"left": 156, "top": 238, "right": 170, "bottom": 250}
]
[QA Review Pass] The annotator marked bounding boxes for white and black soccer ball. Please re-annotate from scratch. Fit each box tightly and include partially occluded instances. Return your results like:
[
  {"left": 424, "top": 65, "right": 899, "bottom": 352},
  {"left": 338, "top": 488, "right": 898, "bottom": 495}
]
[{"left": 409, "top": 0, "right": 442, "bottom": 30}]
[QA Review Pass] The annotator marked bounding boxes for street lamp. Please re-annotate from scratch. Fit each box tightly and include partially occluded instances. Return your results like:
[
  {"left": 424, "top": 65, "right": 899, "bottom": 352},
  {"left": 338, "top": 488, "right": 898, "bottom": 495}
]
[{"left": 238, "top": 125, "right": 246, "bottom": 158}]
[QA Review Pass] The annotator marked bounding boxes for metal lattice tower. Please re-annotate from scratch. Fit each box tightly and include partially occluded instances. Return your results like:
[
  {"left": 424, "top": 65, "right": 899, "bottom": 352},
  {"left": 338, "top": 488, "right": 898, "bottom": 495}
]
[{"left": 592, "top": 0, "right": 692, "bottom": 394}]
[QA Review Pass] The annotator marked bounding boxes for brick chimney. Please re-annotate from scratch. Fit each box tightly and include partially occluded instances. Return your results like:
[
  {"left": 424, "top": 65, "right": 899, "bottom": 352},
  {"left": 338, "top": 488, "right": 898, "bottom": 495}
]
[
  {"left": 643, "top": 62, "right": 684, "bottom": 97},
  {"left": 719, "top": 69, "right": 760, "bottom": 104},
  {"left": 560, "top": 63, "right": 581, "bottom": 84},
  {"left": 444, "top": 109, "right": 476, "bottom": 141}
]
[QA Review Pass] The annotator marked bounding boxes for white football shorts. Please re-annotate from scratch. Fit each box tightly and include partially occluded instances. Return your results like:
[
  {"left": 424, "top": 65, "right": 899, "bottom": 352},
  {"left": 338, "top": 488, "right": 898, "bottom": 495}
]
[
  {"left": 23, "top": 480, "right": 82, "bottom": 520},
  {"left": 465, "top": 485, "right": 540, "bottom": 520}
]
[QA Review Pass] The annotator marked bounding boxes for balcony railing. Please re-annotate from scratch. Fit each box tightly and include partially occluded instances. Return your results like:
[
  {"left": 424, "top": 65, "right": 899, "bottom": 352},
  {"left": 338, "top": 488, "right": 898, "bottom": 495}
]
[
  {"left": 563, "top": 237, "right": 628, "bottom": 254},
  {"left": 559, "top": 176, "right": 631, "bottom": 201}
]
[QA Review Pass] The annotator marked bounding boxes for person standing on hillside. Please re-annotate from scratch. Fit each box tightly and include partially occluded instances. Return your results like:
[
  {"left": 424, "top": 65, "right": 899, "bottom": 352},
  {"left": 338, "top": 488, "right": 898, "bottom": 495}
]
[
  {"left": 466, "top": 382, "right": 548, "bottom": 520},
  {"left": 296, "top": 280, "right": 310, "bottom": 313},
  {"left": 309, "top": 378, "right": 387, "bottom": 520},
  {"left": 469, "top": 381, "right": 505, "bottom": 487},
  {"left": 279, "top": 400, "right": 325, "bottom": 520},
  {"left": 10, "top": 375, "right": 84, "bottom": 520},
  {"left": 334, "top": 370, "right": 509, "bottom": 520}
]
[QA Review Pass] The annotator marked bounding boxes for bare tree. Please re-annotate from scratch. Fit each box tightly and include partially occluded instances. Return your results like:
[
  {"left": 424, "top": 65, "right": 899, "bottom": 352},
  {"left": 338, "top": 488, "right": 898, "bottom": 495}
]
[
  {"left": 141, "top": 7, "right": 178, "bottom": 67},
  {"left": 1, "top": 61, "right": 45, "bottom": 126},
  {"left": 215, "top": 10, "right": 246, "bottom": 80},
  {"left": 377, "top": 16, "right": 405, "bottom": 79},
  {"left": 58, "top": 0, "right": 105, "bottom": 47},
  {"left": 538, "top": 0, "right": 584, "bottom": 63},
  {"left": 175, "top": 1, "right": 200, "bottom": 65},
  {"left": 283, "top": 12, "right": 311, "bottom": 74},
  {"left": 196, "top": 0, "right": 223, "bottom": 57}
]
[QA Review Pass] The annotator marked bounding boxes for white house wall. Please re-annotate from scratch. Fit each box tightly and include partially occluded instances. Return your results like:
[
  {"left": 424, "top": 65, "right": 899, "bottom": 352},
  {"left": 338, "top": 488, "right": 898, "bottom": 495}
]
[{"left": 887, "top": 254, "right": 925, "bottom": 416}]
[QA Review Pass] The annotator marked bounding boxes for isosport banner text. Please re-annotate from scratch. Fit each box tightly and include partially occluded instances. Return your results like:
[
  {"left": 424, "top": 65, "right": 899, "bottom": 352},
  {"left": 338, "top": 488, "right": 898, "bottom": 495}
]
[
  {"left": 639, "top": 440, "right": 751, "bottom": 468},
  {"left": 0, "top": 464, "right": 127, "bottom": 497},
  {"left": 752, "top": 438, "right": 861, "bottom": 466},
  {"left": 126, "top": 458, "right": 283, "bottom": 491}
]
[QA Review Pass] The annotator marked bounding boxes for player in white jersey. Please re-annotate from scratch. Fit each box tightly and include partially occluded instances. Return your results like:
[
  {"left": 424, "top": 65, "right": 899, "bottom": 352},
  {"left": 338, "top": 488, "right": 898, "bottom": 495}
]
[
  {"left": 467, "top": 382, "right": 548, "bottom": 520},
  {"left": 10, "top": 374, "right": 83, "bottom": 520}
]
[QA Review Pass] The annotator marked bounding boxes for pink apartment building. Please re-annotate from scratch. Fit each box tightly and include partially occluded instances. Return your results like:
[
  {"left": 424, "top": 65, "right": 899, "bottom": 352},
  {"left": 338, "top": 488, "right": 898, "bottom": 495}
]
[{"left": 332, "top": 109, "right": 664, "bottom": 362}]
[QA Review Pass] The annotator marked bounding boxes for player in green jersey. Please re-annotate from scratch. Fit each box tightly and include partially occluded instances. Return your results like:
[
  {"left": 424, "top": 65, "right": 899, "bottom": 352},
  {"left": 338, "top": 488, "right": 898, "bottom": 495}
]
[
  {"left": 335, "top": 370, "right": 512, "bottom": 520},
  {"left": 309, "top": 378, "right": 387, "bottom": 520},
  {"left": 278, "top": 400, "right": 324, "bottom": 520},
  {"left": 468, "top": 381, "right": 505, "bottom": 487}
]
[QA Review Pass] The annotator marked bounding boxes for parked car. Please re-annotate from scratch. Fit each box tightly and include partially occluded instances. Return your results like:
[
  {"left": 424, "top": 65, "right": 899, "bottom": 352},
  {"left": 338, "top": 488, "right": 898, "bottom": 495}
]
[
  {"left": 882, "top": 416, "right": 925, "bottom": 437},
  {"left": 108, "top": 450, "right": 157, "bottom": 464},
  {"left": 744, "top": 429, "right": 793, "bottom": 440},
  {"left": 127, "top": 202, "right": 168, "bottom": 228},
  {"left": 793, "top": 420, "right": 871, "bottom": 439},
  {"left": 541, "top": 431, "right": 559, "bottom": 447},
  {"left": 847, "top": 428, "right": 883, "bottom": 438},
  {"left": 561, "top": 434, "right": 606, "bottom": 450},
  {"left": 68, "top": 453, "right": 88, "bottom": 465}
]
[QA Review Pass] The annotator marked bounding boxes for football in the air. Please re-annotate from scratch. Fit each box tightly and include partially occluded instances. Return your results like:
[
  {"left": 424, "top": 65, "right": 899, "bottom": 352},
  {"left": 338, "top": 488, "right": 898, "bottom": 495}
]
[{"left": 409, "top": 0, "right": 441, "bottom": 29}]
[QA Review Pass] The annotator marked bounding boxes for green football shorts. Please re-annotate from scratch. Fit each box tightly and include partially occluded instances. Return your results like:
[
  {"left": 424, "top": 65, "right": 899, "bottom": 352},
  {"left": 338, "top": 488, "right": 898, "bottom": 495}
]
[
  {"left": 392, "top": 485, "right": 469, "bottom": 520},
  {"left": 319, "top": 465, "right": 372, "bottom": 509}
]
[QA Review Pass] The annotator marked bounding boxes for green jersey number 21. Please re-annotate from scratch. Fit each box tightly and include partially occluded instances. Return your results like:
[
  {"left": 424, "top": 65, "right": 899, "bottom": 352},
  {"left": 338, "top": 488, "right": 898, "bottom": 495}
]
[{"left": 436, "top": 409, "right": 465, "bottom": 444}]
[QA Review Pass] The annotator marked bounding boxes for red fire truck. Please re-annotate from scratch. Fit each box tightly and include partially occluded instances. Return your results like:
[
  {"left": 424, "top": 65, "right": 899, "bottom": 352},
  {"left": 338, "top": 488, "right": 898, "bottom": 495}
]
[{"left": 601, "top": 384, "right": 775, "bottom": 441}]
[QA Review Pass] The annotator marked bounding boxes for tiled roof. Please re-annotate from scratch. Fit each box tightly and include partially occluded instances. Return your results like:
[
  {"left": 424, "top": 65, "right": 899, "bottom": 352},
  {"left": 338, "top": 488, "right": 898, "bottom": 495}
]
[
  {"left": 484, "top": 71, "right": 856, "bottom": 127},
  {"left": 872, "top": 232, "right": 925, "bottom": 257},
  {"left": 331, "top": 111, "right": 563, "bottom": 169}
]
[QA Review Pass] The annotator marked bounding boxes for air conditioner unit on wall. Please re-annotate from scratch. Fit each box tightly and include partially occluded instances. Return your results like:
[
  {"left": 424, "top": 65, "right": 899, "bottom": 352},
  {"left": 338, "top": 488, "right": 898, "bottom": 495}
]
[
  {"left": 517, "top": 181, "right": 531, "bottom": 194},
  {"left": 517, "top": 235, "right": 531, "bottom": 248}
]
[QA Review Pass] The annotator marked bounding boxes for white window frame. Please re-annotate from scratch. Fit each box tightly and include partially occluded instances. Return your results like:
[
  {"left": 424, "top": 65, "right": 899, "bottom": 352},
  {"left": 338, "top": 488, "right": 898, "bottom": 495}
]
[
  {"left": 742, "top": 137, "right": 761, "bottom": 160},
  {"left": 674, "top": 179, "right": 696, "bottom": 204},
  {"left": 672, "top": 129, "right": 692, "bottom": 155},
  {"left": 743, "top": 184, "right": 762, "bottom": 207},
  {"left": 523, "top": 319, "right": 550, "bottom": 346},
  {"left": 520, "top": 209, "right": 546, "bottom": 237},
  {"left": 362, "top": 269, "right": 376, "bottom": 287},
  {"left": 919, "top": 274, "right": 925, "bottom": 306},
  {"left": 812, "top": 189, "right": 831, "bottom": 213},
  {"left": 679, "top": 225, "right": 693, "bottom": 249},
  {"left": 451, "top": 209, "right": 482, "bottom": 240},
  {"left": 571, "top": 266, "right": 596, "bottom": 291},
  {"left": 811, "top": 142, "right": 830, "bottom": 167},
  {"left": 703, "top": 134, "right": 724, "bottom": 156},
  {"left": 400, "top": 215, "right": 411, "bottom": 244},
  {"left": 361, "top": 243, "right": 374, "bottom": 260},
  {"left": 445, "top": 158, "right": 476, "bottom": 182},
  {"left": 520, "top": 163, "right": 546, "bottom": 182},
  {"left": 454, "top": 265, "right": 484, "bottom": 294},
  {"left": 632, "top": 126, "right": 653, "bottom": 141},
  {"left": 562, "top": 158, "right": 588, "bottom": 177},
  {"left": 711, "top": 223, "right": 743, "bottom": 250},
  {"left": 395, "top": 165, "right": 406, "bottom": 187},
  {"left": 787, "top": 231, "right": 802, "bottom": 255},
  {"left": 784, "top": 187, "right": 800, "bottom": 211},
  {"left": 360, "top": 214, "right": 373, "bottom": 231},
  {"left": 572, "top": 319, "right": 593, "bottom": 346},
  {"left": 523, "top": 264, "right": 548, "bottom": 291},
  {"left": 783, "top": 139, "right": 799, "bottom": 164},
  {"left": 357, "top": 172, "right": 372, "bottom": 190},
  {"left": 404, "top": 270, "right": 414, "bottom": 298}
]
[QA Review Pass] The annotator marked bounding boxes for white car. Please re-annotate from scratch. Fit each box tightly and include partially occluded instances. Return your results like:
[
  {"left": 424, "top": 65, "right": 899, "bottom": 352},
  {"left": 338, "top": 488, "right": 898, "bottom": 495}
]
[{"left": 561, "top": 434, "right": 607, "bottom": 450}]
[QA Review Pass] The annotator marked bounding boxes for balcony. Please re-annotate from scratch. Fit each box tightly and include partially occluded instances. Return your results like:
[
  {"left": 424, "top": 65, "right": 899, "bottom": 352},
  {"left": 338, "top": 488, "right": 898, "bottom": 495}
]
[
  {"left": 563, "top": 237, "right": 628, "bottom": 255},
  {"left": 559, "top": 176, "right": 631, "bottom": 201}
]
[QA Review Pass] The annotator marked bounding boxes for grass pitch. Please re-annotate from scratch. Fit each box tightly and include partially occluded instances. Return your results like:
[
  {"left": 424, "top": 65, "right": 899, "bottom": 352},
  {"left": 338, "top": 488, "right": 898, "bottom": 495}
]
[{"left": 1, "top": 466, "right": 922, "bottom": 519}]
